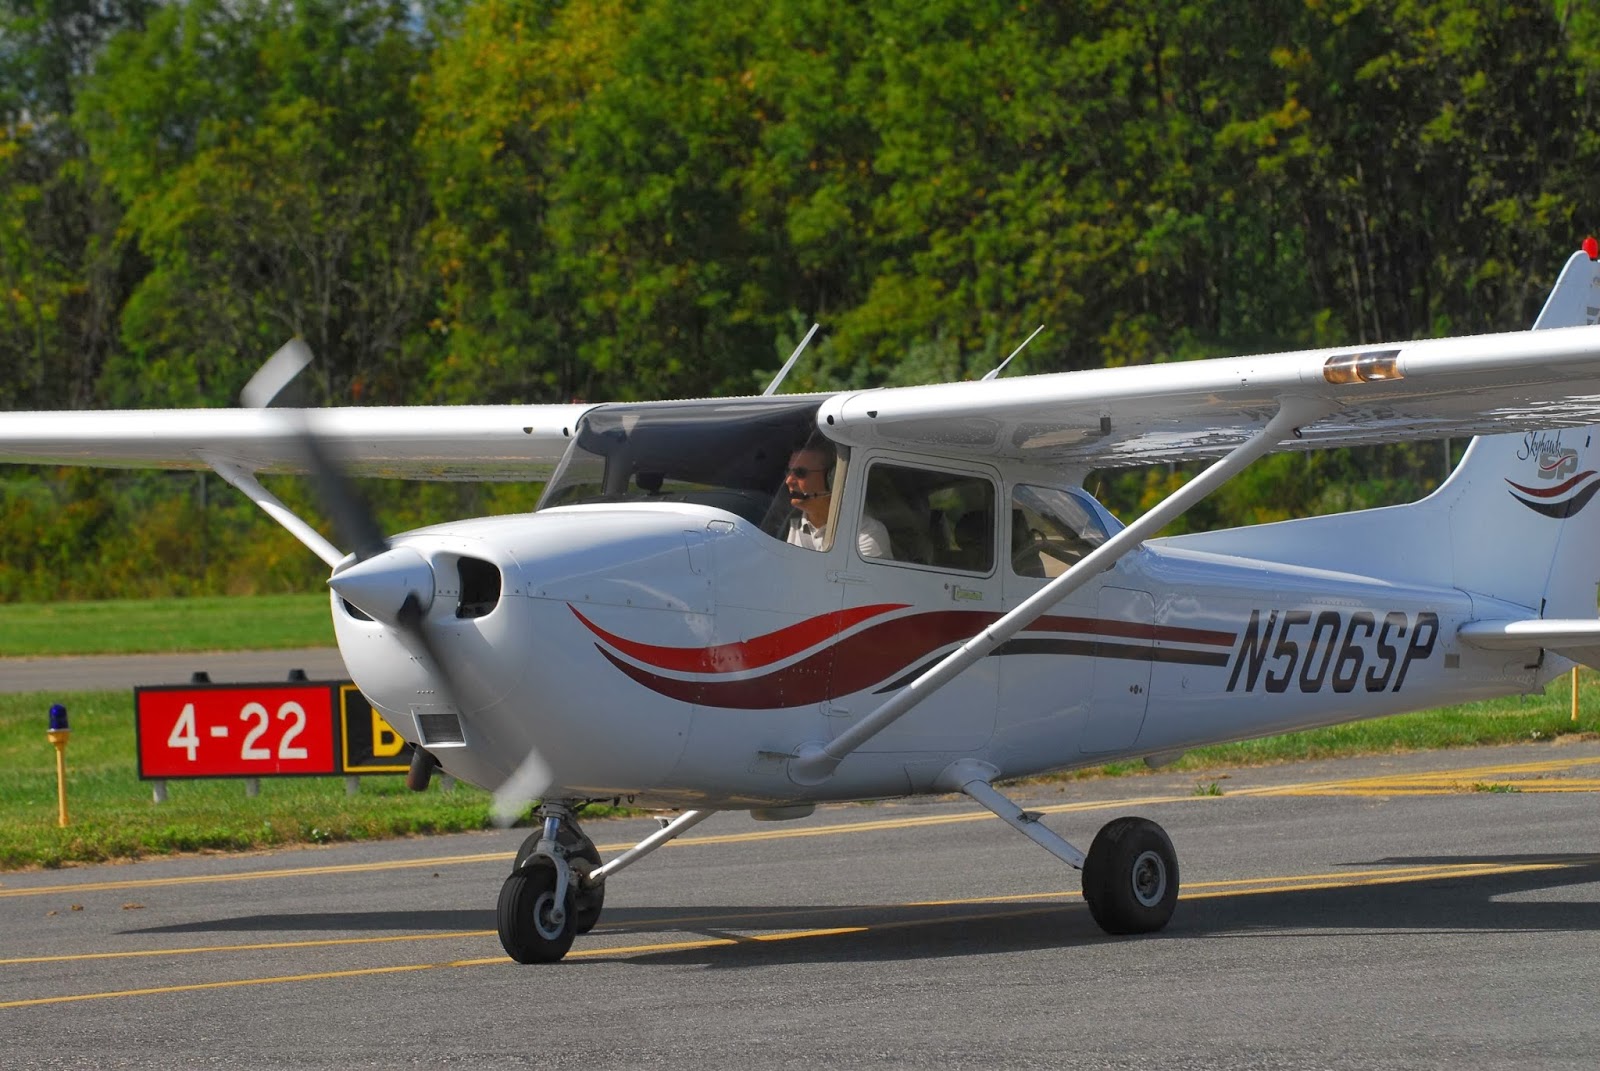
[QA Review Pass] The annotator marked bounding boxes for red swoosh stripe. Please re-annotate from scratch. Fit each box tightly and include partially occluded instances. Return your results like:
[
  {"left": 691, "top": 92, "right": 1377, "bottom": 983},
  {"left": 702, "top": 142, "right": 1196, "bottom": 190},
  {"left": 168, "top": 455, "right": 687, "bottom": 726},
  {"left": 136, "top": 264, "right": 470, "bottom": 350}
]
[
  {"left": 590, "top": 609, "right": 1238, "bottom": 709},
  {"left": 1505, "top": 470, "right": 1598, "bottom": 499},
  {"left": 569, "top": 602, "right": 909, "bottom": 674},
  {"left": 594, "top": 610, "right": 990, "bottom": 707}
]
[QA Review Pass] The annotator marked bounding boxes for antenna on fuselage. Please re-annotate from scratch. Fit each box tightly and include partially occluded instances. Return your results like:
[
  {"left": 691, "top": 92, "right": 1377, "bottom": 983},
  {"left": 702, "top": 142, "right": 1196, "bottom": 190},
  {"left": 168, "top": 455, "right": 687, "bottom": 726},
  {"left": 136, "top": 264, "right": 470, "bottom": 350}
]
[
  {"left": 762, "top": 322, "right": 822, "bottom": 395},
  {"left": 981, "top": 324, "right": 1045, "bottom": 381}
]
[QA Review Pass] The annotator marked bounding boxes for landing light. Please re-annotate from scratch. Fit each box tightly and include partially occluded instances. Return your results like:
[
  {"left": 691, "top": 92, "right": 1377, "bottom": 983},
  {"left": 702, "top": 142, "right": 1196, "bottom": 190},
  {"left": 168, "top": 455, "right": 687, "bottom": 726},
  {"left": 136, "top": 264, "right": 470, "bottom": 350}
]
[{"left": 1323, "top": 348, "right": 1403, "bottom": 385}]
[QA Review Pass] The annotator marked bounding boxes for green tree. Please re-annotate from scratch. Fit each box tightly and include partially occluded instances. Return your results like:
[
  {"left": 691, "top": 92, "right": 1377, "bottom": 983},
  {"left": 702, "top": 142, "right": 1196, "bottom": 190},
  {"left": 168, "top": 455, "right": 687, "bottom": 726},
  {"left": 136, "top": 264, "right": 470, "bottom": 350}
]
[
  {"left": 79, "top": 0, "right": 443, "bottom": 407},
  {"left": 0, "top": 0, "right": 152, "bottom": 410}
]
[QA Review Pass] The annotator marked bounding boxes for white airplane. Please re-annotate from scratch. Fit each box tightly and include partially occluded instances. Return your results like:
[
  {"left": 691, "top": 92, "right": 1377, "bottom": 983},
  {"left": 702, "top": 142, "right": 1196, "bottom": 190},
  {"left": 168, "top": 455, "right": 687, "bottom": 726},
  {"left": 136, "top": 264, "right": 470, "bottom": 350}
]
[{"left": 9, "top": 245, "right": 1600, "bottom": 963}]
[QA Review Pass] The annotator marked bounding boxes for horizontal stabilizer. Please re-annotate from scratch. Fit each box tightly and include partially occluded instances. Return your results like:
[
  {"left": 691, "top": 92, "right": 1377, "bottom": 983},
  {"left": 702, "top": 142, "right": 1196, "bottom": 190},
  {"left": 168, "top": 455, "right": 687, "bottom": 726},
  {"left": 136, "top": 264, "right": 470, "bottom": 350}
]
[{"left": 1458, "top": 619, "right": 1600, "bottom": 670}]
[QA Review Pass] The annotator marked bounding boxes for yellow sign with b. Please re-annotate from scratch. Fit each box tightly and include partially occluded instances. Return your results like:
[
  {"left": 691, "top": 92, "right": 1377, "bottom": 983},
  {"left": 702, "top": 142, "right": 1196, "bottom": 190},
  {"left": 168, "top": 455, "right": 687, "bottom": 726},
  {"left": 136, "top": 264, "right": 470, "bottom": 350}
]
[{"left": 338, "top": 685, "right": 415, "bottom": 773}]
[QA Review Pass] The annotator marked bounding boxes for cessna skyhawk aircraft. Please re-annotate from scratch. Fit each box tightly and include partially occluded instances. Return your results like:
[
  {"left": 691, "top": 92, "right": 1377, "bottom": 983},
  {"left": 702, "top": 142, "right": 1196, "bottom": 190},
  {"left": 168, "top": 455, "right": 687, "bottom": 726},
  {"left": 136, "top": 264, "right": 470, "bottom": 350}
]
[{"left": 9, "top": 246, "right": 1600, "bottom": 963}]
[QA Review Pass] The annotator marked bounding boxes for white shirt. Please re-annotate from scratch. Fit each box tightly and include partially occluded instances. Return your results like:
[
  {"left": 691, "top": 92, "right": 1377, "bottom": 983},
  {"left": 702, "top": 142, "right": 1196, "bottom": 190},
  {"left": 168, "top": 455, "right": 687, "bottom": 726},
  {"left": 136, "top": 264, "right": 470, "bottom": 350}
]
[{"left": 787, "top": 513, "right": 891, "bottom": 558}]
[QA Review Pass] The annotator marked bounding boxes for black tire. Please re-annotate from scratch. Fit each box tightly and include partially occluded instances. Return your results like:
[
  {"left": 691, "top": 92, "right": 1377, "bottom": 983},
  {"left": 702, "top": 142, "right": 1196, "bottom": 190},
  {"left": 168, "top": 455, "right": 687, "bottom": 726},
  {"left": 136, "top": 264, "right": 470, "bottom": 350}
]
[
  {"left": 512, "top": 825, "right": 605, "bottom": 935},
  {"left": 497, "top": 862, "right": 576, "bottom": 964},
  {"left": 1081, "top": 816, "right": 1179, "bottom": 936}
]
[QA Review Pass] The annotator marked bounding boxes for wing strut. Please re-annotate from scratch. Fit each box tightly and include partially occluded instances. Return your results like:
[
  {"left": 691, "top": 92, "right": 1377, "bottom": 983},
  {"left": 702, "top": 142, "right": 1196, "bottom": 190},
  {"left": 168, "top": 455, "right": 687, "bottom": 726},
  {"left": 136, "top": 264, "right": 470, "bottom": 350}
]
[
  {"left": 198, "top": 340, "right": 347, "bottom": 569},
  {"left": 201, "top": 454, "right": 345, "bottom": 568},
  {"left": 787, "top": 395, "right": 1332, "bottom": 787}
]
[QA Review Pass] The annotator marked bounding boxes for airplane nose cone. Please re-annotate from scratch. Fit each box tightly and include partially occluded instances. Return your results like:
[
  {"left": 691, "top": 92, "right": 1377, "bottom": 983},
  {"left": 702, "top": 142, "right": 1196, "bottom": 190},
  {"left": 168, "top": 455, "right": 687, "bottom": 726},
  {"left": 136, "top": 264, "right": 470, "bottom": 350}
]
[{"left": 328, "top": 545, "right": 435, "bottom": 626}]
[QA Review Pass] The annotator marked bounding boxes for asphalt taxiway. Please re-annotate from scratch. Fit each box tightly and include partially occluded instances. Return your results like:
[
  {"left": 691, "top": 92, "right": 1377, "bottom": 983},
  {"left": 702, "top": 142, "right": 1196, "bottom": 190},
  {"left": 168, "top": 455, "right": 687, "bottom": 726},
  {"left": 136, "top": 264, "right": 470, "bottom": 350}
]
[
  {"left": 5, "top": 740, "right": 1600, "bottom": 1070},
  {"left": 0, "top": 648, "right": 348, "bottom": 694}
]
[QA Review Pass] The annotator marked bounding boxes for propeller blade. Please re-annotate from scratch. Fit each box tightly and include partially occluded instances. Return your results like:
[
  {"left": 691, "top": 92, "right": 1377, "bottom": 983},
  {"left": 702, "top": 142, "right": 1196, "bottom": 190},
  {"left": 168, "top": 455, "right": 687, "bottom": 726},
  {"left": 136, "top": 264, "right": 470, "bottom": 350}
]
[
  {"left": 242, "top": 339, "right": 475, "bottom": 788},
  {"left": 241, "top": 338, "right": 313, "bottom": 408},
  {"left": 491, "top": 745, "right": 557, "bottom": 828},
  {"left": 238, "top": 337, "right": 389, "bottom": 563},
  {"left": 299, "top": 430, "right": 390, "bottom": 564}
]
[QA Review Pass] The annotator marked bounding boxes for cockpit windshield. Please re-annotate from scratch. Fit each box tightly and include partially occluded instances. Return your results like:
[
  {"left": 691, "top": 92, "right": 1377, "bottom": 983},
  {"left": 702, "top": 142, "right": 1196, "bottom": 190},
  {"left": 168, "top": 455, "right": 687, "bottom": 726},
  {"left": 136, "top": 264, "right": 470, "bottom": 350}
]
[{"left": 539, "top": 397, "right": 825, "bottom": 530}]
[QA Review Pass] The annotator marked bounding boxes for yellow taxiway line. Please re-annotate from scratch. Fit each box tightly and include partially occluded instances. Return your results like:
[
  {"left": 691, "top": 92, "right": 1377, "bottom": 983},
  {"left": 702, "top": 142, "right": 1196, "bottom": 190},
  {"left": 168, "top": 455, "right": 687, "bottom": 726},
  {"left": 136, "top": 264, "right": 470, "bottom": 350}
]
[{"left": 5, "top": 853, "right": 1596, "bottom": 1010}]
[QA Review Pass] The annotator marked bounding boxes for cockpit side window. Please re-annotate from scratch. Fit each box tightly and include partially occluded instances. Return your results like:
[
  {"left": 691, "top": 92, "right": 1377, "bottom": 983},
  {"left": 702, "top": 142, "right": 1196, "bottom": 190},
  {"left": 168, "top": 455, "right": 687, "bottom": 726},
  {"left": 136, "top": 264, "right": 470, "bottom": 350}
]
[
  {"left": 539, "top": 398, "right": 822, "bottom": 527},
  {"left": 1009, "top": 485, "right": 1109, "bottom": 578}
]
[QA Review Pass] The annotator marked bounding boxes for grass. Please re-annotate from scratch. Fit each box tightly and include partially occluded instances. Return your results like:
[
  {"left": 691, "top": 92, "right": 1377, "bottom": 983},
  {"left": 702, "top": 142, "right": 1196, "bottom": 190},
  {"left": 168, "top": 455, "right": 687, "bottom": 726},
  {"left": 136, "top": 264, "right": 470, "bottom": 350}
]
[
  {"left": 0, "top": 689, "right": 524, "bottom": 870},
  {"left": 0, "top": 593, "right": 334, "bottom": 656},
  {"left": 3, "top": 674, "right": 1597, "bottom": 871}
]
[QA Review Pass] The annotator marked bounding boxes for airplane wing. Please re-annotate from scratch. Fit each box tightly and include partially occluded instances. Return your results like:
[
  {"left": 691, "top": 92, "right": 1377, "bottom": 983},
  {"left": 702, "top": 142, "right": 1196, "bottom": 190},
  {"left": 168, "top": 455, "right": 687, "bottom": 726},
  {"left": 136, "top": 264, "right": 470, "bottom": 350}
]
[
  {"left": 818, "top": 250, "right": 1600, "bottom": 469},
  {"left": 0, "top": 404, "right": 593, "bottom": 481},
  {"left": 817, "top": 321, "right": 1600, "bottom": 469}
]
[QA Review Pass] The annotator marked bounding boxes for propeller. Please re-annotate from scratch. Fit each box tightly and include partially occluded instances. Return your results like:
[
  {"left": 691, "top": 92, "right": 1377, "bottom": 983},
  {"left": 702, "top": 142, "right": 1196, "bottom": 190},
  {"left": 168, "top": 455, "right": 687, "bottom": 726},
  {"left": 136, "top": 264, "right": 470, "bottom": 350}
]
[{"left": 241, "top": 340, "right": 463, "bottom": 793}]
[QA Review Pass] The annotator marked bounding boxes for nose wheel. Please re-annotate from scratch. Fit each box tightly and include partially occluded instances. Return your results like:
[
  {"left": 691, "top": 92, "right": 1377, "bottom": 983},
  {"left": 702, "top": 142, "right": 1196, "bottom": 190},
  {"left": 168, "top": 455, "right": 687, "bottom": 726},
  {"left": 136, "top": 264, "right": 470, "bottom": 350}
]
[
  {"left": 499, "top": 803, "right": 608, "bottom": 963},
  {"left": 498, "top": 861, "right": 576, "bottom": 963}
]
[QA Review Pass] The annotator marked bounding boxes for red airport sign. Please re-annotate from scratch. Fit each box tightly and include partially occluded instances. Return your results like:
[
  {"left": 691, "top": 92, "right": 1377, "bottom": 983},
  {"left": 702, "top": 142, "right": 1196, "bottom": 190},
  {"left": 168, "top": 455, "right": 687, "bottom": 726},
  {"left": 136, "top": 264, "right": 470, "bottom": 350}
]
[
  {"left": 135, "top": 681, "right": 413, "bottom": 780},
  {"left": 136, "top": 683, "right": 338, "bottom": 778}
]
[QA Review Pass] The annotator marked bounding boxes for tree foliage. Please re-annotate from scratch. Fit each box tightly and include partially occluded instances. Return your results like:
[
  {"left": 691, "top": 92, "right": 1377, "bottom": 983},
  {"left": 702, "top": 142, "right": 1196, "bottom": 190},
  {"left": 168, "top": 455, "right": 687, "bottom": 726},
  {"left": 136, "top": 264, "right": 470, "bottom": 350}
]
[{"left": 3, "top": 0, "right": 1600, "bottom": 596}]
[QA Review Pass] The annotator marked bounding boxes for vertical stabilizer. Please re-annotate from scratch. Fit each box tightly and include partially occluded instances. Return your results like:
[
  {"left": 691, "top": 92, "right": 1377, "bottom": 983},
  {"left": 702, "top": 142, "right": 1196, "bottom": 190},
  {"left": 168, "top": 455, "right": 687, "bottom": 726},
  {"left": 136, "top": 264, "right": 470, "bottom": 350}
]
[{"left": 1437, "top": 249, "right": 1600, "bottom": 617}]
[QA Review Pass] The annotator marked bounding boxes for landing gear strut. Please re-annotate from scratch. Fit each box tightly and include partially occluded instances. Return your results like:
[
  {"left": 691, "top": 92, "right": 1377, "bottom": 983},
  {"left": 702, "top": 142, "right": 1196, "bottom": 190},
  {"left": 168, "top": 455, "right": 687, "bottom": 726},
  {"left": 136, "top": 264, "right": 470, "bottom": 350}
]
[{"left": 944, "top": 763, "right": 1179, "bottom": 937}]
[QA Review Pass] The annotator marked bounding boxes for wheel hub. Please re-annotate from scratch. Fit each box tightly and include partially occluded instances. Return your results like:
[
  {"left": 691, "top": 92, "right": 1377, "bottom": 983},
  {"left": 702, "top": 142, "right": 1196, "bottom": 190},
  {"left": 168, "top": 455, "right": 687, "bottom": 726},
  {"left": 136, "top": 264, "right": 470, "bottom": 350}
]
[
  {"left": 1130, "top": 849, "right": 1167, "bottom": 907},
  {"left": 532, "top": 889, "right": 566, "bottom": 940}
]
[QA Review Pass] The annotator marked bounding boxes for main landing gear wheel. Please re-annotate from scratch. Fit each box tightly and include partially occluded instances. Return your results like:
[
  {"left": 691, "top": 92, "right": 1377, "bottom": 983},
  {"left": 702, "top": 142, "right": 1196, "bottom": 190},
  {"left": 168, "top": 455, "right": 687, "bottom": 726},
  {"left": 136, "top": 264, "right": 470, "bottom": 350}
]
[
  {"left": 1081, "top": 816, "right": 1179, "bottom": 936},
  {"left": 497, "top": 862, "right": 576, "bottom": 964}
]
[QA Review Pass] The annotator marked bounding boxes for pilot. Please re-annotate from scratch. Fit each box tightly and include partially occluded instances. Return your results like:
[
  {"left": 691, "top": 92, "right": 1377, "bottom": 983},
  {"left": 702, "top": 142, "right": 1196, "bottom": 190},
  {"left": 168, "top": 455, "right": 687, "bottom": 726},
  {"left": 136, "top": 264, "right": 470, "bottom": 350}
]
[{"left": 784, "top": 441, "right": 890, "bottom": 557}]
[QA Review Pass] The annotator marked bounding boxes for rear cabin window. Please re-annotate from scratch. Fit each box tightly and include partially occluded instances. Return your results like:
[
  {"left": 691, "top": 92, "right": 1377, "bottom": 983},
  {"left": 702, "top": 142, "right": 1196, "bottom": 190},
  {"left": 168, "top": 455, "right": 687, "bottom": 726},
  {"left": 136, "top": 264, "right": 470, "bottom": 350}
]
[
  {"left": 861, "top": 463, "right": 996, "bottom": 573},
  {"left": 1009, "top": 485, "right": 1109, "bottom": 578}
]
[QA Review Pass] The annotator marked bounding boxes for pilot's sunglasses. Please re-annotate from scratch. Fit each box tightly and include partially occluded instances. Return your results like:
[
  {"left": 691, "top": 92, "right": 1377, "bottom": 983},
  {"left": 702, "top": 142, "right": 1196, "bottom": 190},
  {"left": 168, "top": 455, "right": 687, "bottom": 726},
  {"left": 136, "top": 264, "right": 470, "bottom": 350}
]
[{"left": 786, "top": 466, "right": 819, "bottom": 478}]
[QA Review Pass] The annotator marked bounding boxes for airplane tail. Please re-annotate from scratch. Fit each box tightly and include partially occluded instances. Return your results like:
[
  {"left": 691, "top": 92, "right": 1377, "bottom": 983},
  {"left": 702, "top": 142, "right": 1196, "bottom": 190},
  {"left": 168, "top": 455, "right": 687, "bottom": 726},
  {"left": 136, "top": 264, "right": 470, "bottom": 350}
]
[
  {"left": 1423, "top": 248, "right": 1600, "bottom": 619},
  {"left": 1166, "top": 247, "right": 1600, "bottom": 627}
]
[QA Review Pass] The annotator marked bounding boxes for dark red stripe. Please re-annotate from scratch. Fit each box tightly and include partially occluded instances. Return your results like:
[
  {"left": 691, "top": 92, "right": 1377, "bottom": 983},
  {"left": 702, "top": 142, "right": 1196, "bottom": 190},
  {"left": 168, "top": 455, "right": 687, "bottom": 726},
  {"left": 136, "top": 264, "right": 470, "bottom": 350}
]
[
  {"left": 1032, "top": 613, "right": 1235, "bottom": 648},
  {"left": 593, "top": 609, "right": 1239, "bottom": 709},
  {"left": 569, "top": 602, "right": 909, "bottom": 674},
  {"left": 595, "top": 611, "right": 992, "bottom": 709},
  {"left": 1505, "top": 471, "right": 1597, "bottom": 499},
  {"left": 1510, "top": 480, "right": 1600, "bottom": 519}
]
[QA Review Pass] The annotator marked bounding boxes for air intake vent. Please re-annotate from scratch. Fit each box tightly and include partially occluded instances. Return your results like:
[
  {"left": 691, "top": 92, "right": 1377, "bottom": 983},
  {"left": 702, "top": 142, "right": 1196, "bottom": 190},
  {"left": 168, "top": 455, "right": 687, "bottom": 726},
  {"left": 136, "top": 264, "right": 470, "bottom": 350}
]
[
  {"left": 415, "top": 709, "right": 466, "bottom": 746},
  {"left": 456, "top": 557, "right": 502, "bottom": 619}
]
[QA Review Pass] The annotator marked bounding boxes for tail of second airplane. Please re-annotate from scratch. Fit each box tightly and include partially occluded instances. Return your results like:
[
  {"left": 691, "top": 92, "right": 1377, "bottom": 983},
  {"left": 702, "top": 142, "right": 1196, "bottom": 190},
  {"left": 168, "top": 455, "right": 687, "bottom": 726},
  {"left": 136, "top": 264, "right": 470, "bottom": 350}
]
[{"left": 1166, "top": 247, "right": 1600, "bottom": 636}]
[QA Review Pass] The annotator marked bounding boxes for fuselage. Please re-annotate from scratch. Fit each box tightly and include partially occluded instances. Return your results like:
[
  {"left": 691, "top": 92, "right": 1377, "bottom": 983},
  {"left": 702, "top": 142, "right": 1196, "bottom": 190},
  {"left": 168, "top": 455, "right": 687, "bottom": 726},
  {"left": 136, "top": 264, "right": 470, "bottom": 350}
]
[{"left": 332, "top": 451, "right": 1544, "bottom": 810}]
